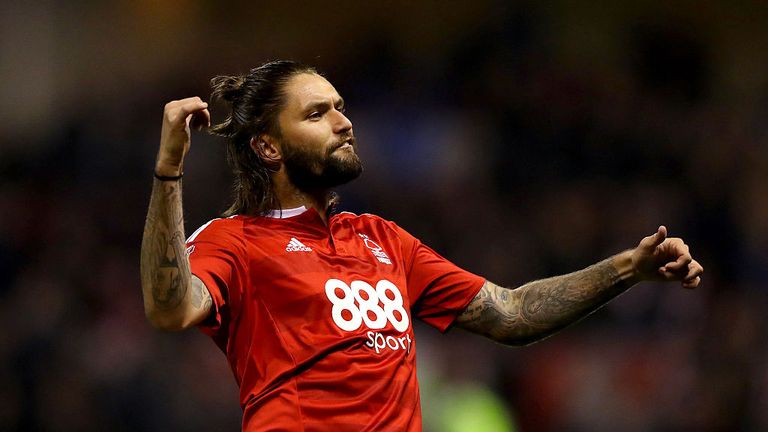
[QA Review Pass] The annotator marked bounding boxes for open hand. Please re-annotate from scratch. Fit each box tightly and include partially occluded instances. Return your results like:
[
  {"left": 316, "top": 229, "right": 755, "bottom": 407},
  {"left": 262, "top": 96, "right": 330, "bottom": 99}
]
[{"left": 631, "top": 226, "right": 703, "bottom": 289}]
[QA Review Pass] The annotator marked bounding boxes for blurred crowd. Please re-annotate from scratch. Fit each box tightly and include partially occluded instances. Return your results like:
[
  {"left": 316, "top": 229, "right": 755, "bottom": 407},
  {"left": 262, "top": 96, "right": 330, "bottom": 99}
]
[{"left": 1, "top": 1, "right": 767, "bottom": 431}]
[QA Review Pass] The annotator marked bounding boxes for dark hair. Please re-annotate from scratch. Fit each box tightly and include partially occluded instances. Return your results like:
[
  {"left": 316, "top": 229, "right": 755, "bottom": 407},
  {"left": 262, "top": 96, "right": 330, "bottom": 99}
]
[{"left": 208, "top": 60, "right": 317, "bottom": 216}]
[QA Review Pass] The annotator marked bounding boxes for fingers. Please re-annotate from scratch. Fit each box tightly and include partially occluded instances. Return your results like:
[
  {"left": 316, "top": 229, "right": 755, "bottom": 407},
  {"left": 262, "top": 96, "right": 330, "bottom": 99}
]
[
  {"left": 164, "top": 97, "right": 209, "bottom": 128},
  {"left": 663, "top": 258, "right": 703, "bottom": 289},
  {"left": 188, "top": 108, "right": 211, "bottom": 131},
  {"left": 634, "top": 225, "right": 704, "bottom": 289},
  {"left": 639, "top": 225, "right": 667, "bottom": 250},
  {"left": 157, "top": 97, "right": 208, "bottom": 168},
  {"left": 660, "top": 239, "right": 692, "bottom": 272},
  {"left": 682, "top": 276, "right": 701, "bottom": 289},
  {"left": 167, "top": 96, "right": 207, "bottom": 113},
  {"left": 683, "top": 259, "right": 704, "bottom": 282},
  {"left": 178, "top": 100, "right": 208, "bottom": 118}
]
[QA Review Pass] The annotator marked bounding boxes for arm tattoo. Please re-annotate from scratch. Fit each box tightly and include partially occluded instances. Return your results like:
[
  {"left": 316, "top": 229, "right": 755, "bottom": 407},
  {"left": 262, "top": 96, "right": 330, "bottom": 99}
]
[
  {"left": 456, "top": 257, "right": 633, "bottom": 345},
  {"left": 140, "top": 179, "right": 198, "bottom": 322},
  {"left": 151, "top": 231, "right": 189, "bottom": 311},
  {"left": 190, "top": 276, "right": 212, "bottom": 311}
]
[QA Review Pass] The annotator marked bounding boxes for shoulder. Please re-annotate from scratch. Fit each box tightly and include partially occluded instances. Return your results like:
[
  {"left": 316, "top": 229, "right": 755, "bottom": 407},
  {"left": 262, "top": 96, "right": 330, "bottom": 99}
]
[
  {"left": 334, "top": 211, "right": 403, "bottom": 231},
  {"left": 334, "top": 211, "right": 390, "bottom": 224},
  {"left": 186, "top": 215, "right": 251, "bottom": 244}
]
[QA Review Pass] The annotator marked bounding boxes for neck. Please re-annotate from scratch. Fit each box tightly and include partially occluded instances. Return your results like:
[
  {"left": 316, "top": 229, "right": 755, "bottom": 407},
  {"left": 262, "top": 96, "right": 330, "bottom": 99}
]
[{"left": 272, "top": 170, "right": 332, "bottom": 224}]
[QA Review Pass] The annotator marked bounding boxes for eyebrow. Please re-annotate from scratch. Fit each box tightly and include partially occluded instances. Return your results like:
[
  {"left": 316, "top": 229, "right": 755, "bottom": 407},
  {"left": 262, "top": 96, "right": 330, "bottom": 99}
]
[{"left": 302, "top": 97, "right": 345, "bottom": 113}]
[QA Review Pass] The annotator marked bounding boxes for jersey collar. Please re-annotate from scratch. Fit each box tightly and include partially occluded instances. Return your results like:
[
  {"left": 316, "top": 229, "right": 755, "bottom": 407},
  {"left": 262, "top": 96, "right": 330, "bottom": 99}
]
[{"left": 265, "top": 206, "right": 309, "bottom": 219}]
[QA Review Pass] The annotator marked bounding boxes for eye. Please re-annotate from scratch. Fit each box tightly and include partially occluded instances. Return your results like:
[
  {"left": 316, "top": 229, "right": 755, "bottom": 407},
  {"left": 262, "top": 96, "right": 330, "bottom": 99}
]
[
  {"left": 307, "top": 112, "right": 321, "bottom": 120},
  {"left": 337, "top": 105, "right": 346, "bottom": 114}
]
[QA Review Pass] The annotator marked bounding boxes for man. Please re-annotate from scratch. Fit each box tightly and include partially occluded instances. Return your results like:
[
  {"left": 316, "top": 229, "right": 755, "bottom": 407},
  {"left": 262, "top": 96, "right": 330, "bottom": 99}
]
[{"left": 140, "top": 60, "right": 703, "bottom": 431}]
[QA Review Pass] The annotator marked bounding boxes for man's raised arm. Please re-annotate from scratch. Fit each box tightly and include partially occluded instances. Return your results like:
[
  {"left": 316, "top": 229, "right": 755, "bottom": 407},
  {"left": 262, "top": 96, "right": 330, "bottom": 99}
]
[
  {"left": 140, "top": 98, "right": 213, "bottom": 331},
  {"left": 455, "top": 226, "right": 704, "bottom": 345}
]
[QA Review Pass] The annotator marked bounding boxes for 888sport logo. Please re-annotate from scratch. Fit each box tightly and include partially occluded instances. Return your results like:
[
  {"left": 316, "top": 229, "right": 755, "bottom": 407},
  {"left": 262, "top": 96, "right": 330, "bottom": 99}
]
[{"left": 324, "top": 279, "right": 412, "bottom": 353}]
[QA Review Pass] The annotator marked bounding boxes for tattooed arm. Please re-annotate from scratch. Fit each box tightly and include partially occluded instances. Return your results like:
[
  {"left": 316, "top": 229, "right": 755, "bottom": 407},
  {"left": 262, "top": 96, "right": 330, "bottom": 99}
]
[
  {"left": 455, "top": 226, "right": 704, "bottom": 346},
  {"left": 455, "top": 255, "right": 635, "bottom": 345},
  {"left": 140, "top": 97, "right": 212, "bottom": 331}
]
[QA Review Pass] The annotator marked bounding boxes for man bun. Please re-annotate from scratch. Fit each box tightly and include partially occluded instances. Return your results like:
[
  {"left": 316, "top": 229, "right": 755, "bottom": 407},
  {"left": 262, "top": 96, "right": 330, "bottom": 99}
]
[{"left": 209, "top": 74, "right": 247, "bottom": 138}]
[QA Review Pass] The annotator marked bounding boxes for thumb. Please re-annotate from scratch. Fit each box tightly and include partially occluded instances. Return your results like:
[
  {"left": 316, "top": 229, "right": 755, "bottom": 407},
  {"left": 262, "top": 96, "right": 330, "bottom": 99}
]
[{"left": 640, "top": 225, "right": 667, "bottom": 250}]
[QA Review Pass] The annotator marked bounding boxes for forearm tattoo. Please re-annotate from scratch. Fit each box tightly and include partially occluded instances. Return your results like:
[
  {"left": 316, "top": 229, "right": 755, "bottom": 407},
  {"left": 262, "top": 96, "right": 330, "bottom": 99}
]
[
  {"left": 140, "top": 180, "right": 191, "bottom": 312},
  {"left": 456, "top": 258, "right": 633, "bottom": 345}
]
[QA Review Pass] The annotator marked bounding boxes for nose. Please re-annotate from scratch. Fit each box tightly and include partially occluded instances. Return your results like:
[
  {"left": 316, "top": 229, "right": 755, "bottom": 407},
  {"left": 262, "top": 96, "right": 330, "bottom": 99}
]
[{"left": 332, "top": 109, "right": 353, "bottom": 134}]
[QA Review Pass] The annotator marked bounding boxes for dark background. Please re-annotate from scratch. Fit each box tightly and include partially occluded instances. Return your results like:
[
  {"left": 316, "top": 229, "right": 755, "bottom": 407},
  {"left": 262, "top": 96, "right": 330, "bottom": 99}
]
[{"left": 1, "top": 1, "right": 767, "bottom": 431}]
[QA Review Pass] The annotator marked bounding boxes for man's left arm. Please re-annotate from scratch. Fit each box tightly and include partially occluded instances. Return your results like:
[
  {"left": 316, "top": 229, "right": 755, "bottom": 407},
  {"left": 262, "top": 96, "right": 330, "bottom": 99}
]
[{"left": 455, "top": 226, "right": 703, "bottom": 346}]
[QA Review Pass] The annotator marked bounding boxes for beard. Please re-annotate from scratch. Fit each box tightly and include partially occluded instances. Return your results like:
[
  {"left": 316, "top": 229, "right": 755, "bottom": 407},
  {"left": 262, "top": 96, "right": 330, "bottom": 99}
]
[{"left": 281, "top": 133, "right": 363, "bottom": 191}]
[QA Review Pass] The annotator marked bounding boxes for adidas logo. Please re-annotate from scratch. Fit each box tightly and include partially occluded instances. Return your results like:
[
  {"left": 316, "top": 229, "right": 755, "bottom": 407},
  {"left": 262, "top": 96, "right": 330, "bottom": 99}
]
[{"left": 286, "top": 237, "right": 312, "bottom": 252}]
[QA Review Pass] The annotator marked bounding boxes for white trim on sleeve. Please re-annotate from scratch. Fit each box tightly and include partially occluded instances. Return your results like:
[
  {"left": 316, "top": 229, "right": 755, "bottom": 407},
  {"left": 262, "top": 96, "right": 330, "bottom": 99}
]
[{"left": 186, "top": 218, "right": 221, "bottom": 243}]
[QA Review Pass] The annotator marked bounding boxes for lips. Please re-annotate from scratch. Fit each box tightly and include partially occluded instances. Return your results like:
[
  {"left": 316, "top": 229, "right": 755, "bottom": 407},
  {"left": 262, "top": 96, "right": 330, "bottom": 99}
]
[{"left": 332, "top": 136, "right": 355, "bottom": 152}]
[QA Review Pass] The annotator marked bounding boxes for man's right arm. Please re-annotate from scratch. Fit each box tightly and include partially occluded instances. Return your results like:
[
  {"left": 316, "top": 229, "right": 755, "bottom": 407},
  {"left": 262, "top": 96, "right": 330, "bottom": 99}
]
[
  {"left": 455, "top": 227, "right": 703, "bottom": 345},
  {"left": 140, "top": 97, "right": 212, "bottom": 331}
]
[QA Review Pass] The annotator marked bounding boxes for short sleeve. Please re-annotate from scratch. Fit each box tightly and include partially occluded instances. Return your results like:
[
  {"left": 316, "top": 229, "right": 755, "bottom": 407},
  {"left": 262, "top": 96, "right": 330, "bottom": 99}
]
[
  {"left": 186, "top": 218, "right": 246, "bottom": 343},
  {"left": 395, "top": 224, "right": 485, "bottom": 332}
]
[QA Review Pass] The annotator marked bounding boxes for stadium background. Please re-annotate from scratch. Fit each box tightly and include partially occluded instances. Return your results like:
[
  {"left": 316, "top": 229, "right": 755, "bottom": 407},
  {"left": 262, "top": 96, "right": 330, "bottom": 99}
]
[{"left": 1, "top": 1, "right": 767, "bottom": 430}]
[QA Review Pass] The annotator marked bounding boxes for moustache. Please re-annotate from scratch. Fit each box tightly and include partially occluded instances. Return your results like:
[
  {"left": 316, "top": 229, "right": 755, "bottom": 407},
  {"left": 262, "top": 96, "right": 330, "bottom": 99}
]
[{"left": 327, "top": 134, "right": 356, "bottom": 155}]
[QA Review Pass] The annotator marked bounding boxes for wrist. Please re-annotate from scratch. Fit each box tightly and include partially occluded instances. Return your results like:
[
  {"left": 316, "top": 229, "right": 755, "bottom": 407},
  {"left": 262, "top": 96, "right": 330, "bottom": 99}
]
[
  {"left": 612, "top": 249, "right": 642, "bottom": 286},
  {"left": 154, "top": 171, "right": 183, "bottom": 181},
  {"left": 155, "top": 160, "right": 183, "bottom": 177}
]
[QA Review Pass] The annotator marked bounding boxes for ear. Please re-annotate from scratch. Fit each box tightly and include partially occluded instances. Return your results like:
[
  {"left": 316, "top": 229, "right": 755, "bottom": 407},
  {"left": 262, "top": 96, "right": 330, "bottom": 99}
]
[{"left": 249, "top": 135, "right": 282, "bottom": 170}]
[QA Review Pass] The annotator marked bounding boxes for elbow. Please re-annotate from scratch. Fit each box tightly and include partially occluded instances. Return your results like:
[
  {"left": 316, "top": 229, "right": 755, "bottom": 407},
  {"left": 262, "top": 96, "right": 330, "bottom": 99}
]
[
  {"left": 505, "top": 336, "right": 544, "bottom": 347},
  {"left": 144, "top": 308, "right": 191, "bottom": 332},
  {"left": 494, "top": 331, "right": 551, "bottom": 347},
  {"left": 141, "top": 280, "right": 197, "bottom": 331},
  {"left": 496, "top": 336, "right": 537, "bottom": 348}
]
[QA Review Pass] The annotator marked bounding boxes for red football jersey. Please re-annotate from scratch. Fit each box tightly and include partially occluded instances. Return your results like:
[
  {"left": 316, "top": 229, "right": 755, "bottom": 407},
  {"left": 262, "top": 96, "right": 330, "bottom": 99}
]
[{"left": 186, "top": 206, "right": 484, "bottom": 431}]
